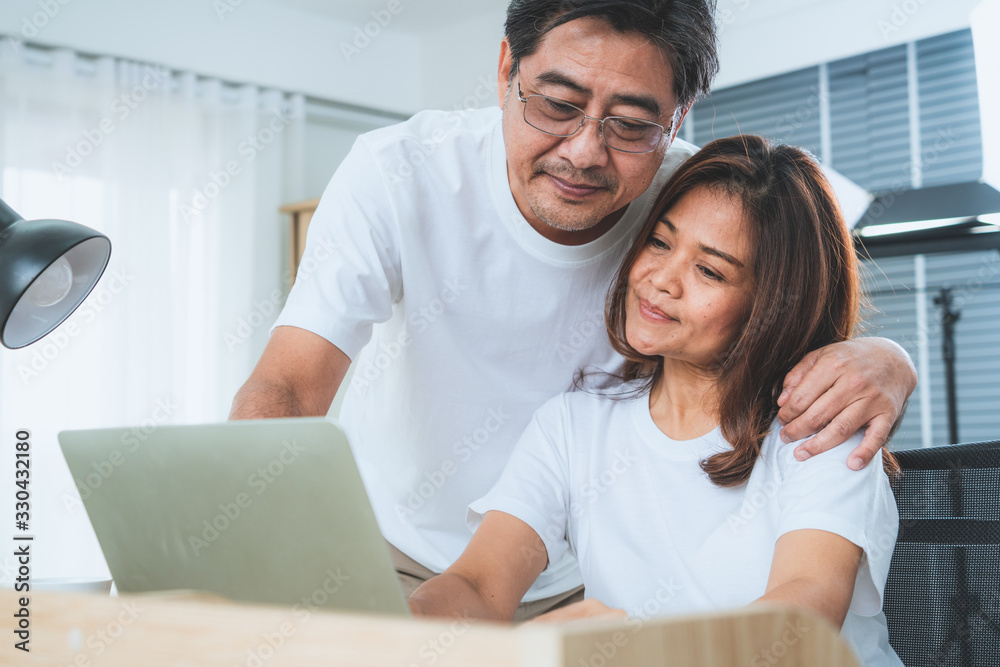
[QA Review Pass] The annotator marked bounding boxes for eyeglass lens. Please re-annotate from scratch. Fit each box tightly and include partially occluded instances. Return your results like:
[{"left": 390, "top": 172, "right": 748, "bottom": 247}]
[{"left": 522, "top": 95, "right": 664, "bottom": 153}]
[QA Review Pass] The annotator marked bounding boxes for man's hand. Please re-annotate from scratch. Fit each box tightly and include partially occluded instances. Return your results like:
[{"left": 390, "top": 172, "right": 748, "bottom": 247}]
[
  {"left": 776, "top": 337, "right": 916, "bottom": 470},
  {"left": 530, "top": 599, "right": 627, "bottom": 623}
]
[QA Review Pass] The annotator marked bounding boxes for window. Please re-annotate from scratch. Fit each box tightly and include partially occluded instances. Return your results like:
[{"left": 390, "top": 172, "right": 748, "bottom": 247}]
[{"left": 688, "top": 29, "right": 994, "bottom": 449}]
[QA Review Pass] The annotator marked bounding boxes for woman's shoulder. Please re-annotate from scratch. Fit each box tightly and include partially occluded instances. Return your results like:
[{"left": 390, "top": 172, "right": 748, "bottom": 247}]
[
  {"left": 758, "top": 416, "right": 872, "bottom": 476},
  {"left": 536, "top": 382, "right": 648, "bottom": 428},
  {"left": 539, "top": 387, "right": 634, "bottom": 413},
  {"left": 563, "top": 379, "right": 648, "bottom": 409}
]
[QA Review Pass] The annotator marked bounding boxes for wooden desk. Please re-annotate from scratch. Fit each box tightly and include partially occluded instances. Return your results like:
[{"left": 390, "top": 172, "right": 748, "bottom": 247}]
[{"left": 1, "top": 590, "right": 859, "bottom": 666}]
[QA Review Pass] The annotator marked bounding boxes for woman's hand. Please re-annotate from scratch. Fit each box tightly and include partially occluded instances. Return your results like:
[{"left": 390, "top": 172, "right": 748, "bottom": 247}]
[
  {"left": 776, "top": 337, "right": 916, "bottom": 469},
  {"left": 531, "top": 599, "right": 628, "bottom": 623}
]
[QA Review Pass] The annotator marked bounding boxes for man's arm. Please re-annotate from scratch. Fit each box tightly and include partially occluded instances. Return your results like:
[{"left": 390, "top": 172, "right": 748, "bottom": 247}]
[
  {"left": 229, "top": 326, "right": 351, "bottom": 420},
  {"left": 776, "top": 337, "right": 917, "bottom": 470}
]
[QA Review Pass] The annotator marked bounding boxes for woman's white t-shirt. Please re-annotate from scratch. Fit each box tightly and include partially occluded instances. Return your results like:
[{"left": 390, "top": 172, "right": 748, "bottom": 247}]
[{"left": 469, "top": 388, "right": 903, "bottom": 667}]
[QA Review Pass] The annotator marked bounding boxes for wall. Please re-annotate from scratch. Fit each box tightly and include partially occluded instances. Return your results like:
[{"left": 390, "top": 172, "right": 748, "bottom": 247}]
[
  {"left": 416, "top": 0, "right": 985, "bottom": 110},
  {"left": 301, "top": 115, "right": 380, "bottom": 199},
  {"left": 0, "top": 0, "right": 423, "bottom": 115},
  {"left": 713, "top": 0, "right": 984, "bottom": 89},
  {"left": 3, "top": 1, "right": 985, "bottom": 123},
  {"left": 420, "top": 10, "right": 506, "bottom": 112}
]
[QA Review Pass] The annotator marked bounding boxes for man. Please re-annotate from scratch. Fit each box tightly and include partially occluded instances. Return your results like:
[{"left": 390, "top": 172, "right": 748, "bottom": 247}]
[{"left": 230, "top": 0, "right": 916, "bottom": 621}]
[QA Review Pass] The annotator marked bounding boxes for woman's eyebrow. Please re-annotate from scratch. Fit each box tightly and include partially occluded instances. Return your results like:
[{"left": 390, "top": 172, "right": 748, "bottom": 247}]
[{"left": 659, "top": 216, "right": 745, "bottom": 269}]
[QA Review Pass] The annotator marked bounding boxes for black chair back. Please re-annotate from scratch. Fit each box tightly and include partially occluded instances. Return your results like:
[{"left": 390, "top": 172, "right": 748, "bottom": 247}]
[{"left": 885, "top": 440, "right": 1000, "bottom": 667}]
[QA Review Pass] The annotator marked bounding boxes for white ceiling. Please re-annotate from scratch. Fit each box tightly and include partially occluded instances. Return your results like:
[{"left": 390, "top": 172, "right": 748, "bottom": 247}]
[{"left": 263, "top": 0, "right": 509, "bottom": 32}]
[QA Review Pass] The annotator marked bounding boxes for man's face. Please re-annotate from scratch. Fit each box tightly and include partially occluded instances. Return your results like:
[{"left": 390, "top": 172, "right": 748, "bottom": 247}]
[{"left": 498, "top": 17, "right": 682, "bottom": 242}]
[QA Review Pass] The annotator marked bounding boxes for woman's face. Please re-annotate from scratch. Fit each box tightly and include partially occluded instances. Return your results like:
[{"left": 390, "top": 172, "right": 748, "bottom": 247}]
[{"left": 626, "top": 186, "right": 753, "bottom": 370}]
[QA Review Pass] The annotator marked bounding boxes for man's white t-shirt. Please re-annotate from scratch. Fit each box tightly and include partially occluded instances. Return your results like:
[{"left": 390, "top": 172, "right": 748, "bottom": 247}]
[
  {"left": 272, "top": 107, "right": 697, "bottom": 600},
  {"left": 469, "top": 389, "right": 903, "bottom": 666}
]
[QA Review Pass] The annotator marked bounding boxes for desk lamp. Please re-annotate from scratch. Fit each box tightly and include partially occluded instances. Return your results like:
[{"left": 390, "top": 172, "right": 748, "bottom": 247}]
[{"left": 0, "top": 198, "right": 111, "bottom": 349}]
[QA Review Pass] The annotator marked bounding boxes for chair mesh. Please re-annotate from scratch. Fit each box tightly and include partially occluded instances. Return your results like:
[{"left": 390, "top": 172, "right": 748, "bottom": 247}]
[{"left": 885, "top": 440, "right": 1000, "bottom": 667}]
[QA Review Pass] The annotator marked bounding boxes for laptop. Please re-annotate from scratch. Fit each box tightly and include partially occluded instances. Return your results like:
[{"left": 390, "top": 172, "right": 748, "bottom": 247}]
[{"left": 58, "top": 417, "right": 410, "bottom": 616}]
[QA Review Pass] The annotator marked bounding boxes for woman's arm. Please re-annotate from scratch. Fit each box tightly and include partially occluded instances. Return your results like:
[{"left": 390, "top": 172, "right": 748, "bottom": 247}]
[
  {"left": 753, "top": 529, "right": 863, "bottom": 630},
  {"left": 408, "top": 511, "right": 549, "bottom": 621}
]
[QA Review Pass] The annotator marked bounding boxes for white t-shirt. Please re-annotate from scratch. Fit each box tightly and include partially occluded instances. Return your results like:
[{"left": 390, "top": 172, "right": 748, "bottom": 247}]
[
  {"left": 272, "top": 107, "right": 698, "bottom": 600},
  {"left": 469, "top": 389, "right": 903, "bottom": 667}
]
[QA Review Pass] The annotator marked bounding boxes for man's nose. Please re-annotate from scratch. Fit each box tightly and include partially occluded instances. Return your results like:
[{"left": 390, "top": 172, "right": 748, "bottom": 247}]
[{"left": 555, "top": 117, "right": 610, "bottom": 171}]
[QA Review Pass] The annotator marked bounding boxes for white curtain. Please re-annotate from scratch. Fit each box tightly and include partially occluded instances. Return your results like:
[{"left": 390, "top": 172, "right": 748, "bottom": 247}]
[{"left": 0, "top": 40, "right": 305, "bottom": 582}]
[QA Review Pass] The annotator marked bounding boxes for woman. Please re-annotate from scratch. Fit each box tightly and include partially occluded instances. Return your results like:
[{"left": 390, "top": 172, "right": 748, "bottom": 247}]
[{"left": 408, "top": 136, "right": 902, "bottom": 666}]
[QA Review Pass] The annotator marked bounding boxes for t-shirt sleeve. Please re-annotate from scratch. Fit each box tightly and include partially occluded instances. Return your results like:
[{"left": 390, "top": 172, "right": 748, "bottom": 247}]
[
  {"left": 270, "top": 136, "right": 402, "bottom": 360},
  {"left": 467, "top": 396, "right": 572, "bottom": 571},
  {"left": 774, "top": 431, "right": 899, "bottom": 617}
]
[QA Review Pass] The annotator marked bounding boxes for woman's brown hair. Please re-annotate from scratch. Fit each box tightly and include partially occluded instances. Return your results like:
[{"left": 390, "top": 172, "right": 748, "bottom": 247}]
[{"left": 605, "top": 135, "right": 899, "bottom": 486}]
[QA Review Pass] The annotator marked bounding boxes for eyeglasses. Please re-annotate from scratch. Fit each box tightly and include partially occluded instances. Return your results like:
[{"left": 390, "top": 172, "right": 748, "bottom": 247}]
[{"left": 516, "top": 73, "right": 672, "bottom": 154}]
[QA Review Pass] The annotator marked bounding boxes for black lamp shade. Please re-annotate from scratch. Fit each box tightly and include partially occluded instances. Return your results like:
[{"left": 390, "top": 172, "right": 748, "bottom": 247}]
[{"left": 0, "top": 200, "right": 112, "bottom": 349}]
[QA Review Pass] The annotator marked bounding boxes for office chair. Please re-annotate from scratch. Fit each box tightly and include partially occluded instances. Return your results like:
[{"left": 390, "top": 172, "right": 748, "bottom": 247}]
[{"left": 884, "top": 439, "right": 1000, "bottom": 667}]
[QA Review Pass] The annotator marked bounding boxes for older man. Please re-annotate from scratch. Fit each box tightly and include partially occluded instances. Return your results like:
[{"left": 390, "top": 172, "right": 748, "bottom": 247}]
[{"left": 230, "top": 0, "right": 916, "bottom": 620}]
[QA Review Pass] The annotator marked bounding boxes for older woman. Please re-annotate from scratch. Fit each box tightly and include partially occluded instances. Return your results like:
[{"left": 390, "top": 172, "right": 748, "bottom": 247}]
[{"left": 408, "top": 136, "right": 903, "bottom": 667}]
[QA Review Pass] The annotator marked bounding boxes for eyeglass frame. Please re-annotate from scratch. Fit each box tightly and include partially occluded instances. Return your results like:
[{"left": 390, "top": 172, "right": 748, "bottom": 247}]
[{"left": 515, "top": 72, "right": 674, "bottom": 154}]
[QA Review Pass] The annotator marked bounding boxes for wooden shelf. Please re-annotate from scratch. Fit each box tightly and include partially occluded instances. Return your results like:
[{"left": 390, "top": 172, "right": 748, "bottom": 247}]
[{"left": 281, "top": 198, "right": 321, "bottom": 286}]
